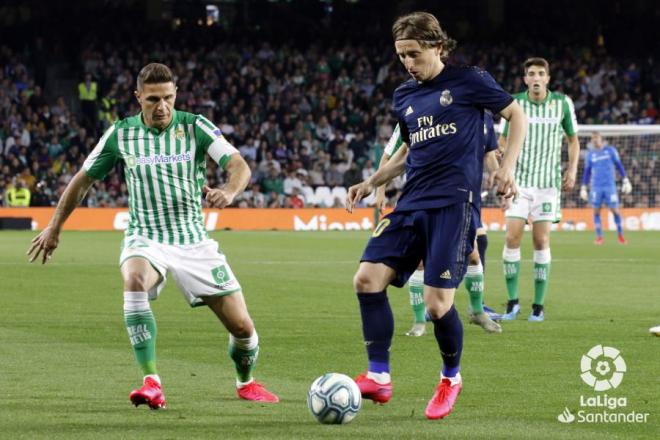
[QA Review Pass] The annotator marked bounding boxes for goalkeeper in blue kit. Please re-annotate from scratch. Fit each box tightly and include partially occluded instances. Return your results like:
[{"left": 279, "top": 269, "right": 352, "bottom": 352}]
[{"left": 580, "top": 132, "right": 632, "bottom": 244}]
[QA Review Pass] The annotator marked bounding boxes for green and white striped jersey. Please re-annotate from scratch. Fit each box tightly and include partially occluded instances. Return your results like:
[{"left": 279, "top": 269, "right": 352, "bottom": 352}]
[
  {"left": 83, "top": 110, "right": 238, "bottom": 245},
  {"left": 384, "top": 124, "right": 404, "bottom": 157},
  {"left": 501, "top": 90, "right": 578, "bottom": 188}
]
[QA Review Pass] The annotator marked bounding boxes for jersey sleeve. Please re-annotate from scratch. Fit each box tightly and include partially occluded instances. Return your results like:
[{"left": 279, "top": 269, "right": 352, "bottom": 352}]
[
  {"left": 384, "top": 124, "right": 403, "bottom": 156},
  {"left": 83, "top": 124, "right": 120, "bottom": 180},
  {"left": 194, "top": 115, "right": 239, "bottom": 169},
  {"left": 608, "top": 146, "right": 627, "bottom": 178},
  {"left": 465, "top": 67, "right": 514, "bottom": 115},
  {"left": 561, "top": 95, "right": 579, "bottom": 136},
  {"left": 581, "top": 151, "right": 592, "bottom": 185}
]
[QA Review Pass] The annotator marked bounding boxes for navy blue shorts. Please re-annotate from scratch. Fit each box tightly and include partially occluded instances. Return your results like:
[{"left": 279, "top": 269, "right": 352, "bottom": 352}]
[{"left": 361, "top": 202, "right": 477, "bottom": 289}]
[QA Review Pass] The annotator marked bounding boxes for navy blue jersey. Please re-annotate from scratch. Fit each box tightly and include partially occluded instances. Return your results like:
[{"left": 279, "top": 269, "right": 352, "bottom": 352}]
[{"left": 393, "top": 65, "right": 513, "bottom": 211}]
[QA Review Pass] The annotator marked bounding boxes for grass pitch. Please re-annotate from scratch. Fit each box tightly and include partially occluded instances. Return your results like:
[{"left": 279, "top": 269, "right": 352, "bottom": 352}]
[{"left": 1, "top": 230, "right": 658, "bottom": 439}]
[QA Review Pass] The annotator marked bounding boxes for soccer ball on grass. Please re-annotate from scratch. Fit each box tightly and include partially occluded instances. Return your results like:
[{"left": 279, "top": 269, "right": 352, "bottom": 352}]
[{"left": 307, "top": 373, "right": 362, "bottom": 424}]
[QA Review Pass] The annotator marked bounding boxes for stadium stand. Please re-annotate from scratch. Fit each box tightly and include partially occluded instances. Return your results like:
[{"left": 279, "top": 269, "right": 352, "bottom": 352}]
[{"left": 1, "top": 4, "right": 658, "bottom": 209}]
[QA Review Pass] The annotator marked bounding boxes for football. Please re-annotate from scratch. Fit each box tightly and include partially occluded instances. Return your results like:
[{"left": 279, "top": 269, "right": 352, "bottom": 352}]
[{"left": 307, "top": 373, "right": 362, "bottom": 424}]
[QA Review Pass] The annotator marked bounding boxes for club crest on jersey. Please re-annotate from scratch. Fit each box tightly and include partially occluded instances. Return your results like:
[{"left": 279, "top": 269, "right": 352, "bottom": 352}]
[
  {"left": 439, "top": 89, "right": 453, "bottom": 106},
  {"left": 125, "top": 154, "right": 137, "bottom": 169},
  {"left": 176, "top": 126, "right": 185, "bottom": 140}
]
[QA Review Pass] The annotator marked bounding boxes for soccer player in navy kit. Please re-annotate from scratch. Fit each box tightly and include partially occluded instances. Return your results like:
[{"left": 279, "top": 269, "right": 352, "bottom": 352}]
[
  {"left": 346, "top": 12, "right": 527, "bottom": 420},
  {"left": 580, "top": 132, "right": 632, "bottom": 244}
]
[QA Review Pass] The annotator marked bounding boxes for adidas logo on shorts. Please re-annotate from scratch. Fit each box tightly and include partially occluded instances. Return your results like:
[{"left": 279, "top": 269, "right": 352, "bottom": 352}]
[{"left": 439, "top": 270, "right": 452, "bottom": 280}]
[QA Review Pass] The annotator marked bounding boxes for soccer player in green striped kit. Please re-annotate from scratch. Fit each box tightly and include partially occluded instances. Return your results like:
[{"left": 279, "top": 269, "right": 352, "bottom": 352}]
[
  {"left": 498, "top": 58, "right": 580, "bottom": 321},
  {"left": 27, "top": 63, "right": 279, "bottom": 408}
]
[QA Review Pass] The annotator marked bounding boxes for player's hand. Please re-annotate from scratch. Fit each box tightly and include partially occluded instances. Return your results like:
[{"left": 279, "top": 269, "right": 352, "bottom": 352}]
[
  {"left": 203, "top": 185, "right": 235, "bottom": 209},
  {"left": 486, "top": 172, "right": 496, "bottom": 189},
  {"left": 579, "top": 185, "right": 589, "bottom": 201},
  {"left": 346, "top": 180, "right": 374, "bottom": 213},
  {"left": 27, "top": 225, "right": 60, "bottom": 264},
  {"left": 621, "top": 177, "right": 632, "bottom": 194},
  {"left": 499, "top": 195, "right": 512, "bottom": 211},
  {"left": 374, "top": 188, "right": 387, "bottom": 215},
  {"left": 492, "top": 166, "right": 517, "bottom": 199},
  {"left": 562, "top": 170, "right": 577, "bottom": 191}
]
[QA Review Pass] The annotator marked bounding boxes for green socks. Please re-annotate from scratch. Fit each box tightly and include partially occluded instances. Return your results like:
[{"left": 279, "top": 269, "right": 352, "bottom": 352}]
[
  {"left": 124, "top": 291, "right": 158, "bottom": 376},
  {"left": 408, "top": 270, "right": 426, "bottom": 323},
  {"left": 229, "top": 332, "right": 260, "bottom": 385},
  {"left": 503, "top": 247, "right": 521, "bottom": 301},
  {"left": 533, "top": 249, "right": 551, "bottom": 306},
  {"left": 465, "top": 264, "right": 484, "bottom": 314}
]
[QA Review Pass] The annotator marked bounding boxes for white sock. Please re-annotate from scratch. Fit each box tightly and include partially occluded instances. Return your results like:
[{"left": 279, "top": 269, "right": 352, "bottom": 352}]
[
  {"left": 123, "top": 291, "right": 150, "bottom": 313},
  {"left": 367, "top": 371, "right": 391, "bottom": 384},
  {"left": 229, "top": 330, "right": 259, "bottom": 351},
  {"left": 144, "top": 374, "right": 161, "bottom": 385},
  {"left": 533, "top": 248, "right": 551, "bottom": 264},
  {"left": 502, "top": 247, "right": 521, "bottom": 262},
  {"left": 441, "top": 372, "right": 462, "bottom": 385},
  {"left": 236, "top": 378, "right": 254, "bottom": 388}
]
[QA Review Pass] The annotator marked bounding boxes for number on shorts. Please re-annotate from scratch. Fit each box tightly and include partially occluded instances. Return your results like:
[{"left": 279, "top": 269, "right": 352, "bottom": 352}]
[{"left": 372, "top": 218, "right": 391, "bottom": 237}]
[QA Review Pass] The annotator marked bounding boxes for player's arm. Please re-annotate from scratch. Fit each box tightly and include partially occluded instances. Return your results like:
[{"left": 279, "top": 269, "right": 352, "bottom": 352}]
[
  {"left": 563, "top": 134, "right": 580, "bottom": 191},
  {"left": 493, "top": 101, "right": 527, "bottom": 198},
  {"left": 484, "top": 150, "right": 499, "bottom": 187},
  {"left": 28, "top": 125, "right": 118, "bottom": 264},
  {"left": 610, "top": 147, "right": 632, "bottom": 194},
  {"left": 195, "top": 115, "right": 249, "bottom": 208},
  {"left": 561, "top": 96, "right": 580, "bottom": 191},
  {"left": 203, "top": 153, "right": 251, "bottom": 209},
  {"left": 27, "top": 170, "right": 96, "bottom": 264},
  {"left": 346, "top": 143, "right": 408, "bottom": 213},
  {"left": 374, "top": 153, "right": 391, "bottom": 214},
  {"left": 497, "top": 135, "right": 507, "bottom": 156}
]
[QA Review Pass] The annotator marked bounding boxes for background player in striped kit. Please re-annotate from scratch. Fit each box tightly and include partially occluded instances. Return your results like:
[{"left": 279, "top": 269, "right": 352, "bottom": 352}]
[
  {"left": 498, "top": 57, "right": 580, "bottom": 322},
  {"left": 27, "top": 63, "right": 279, "bottom": 409},
  {"left": 580, "top": 131, "right": 632, "bottom": 244}
]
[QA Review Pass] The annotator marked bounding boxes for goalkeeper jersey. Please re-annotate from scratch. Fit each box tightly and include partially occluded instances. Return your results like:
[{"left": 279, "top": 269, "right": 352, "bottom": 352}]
[{"left": 84, "top": 110, "right": 238, "bottom": 245}]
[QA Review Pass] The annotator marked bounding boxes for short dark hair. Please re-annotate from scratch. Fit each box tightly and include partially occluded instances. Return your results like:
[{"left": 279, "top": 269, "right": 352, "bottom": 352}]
[
  {"left": 392, "top": 11, "right": 456, "bottom": 60},
  {"left": 136, "top": 63, "right": 175, "bottom": 90},
  {"left": 523, "top": 57, "right": 550, "bottom": 75}
]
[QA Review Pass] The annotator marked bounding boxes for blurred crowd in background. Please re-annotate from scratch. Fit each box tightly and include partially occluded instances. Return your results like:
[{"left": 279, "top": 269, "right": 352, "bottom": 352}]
[{"left": 1, "top": 28, "right": 658, "bottom": 209}]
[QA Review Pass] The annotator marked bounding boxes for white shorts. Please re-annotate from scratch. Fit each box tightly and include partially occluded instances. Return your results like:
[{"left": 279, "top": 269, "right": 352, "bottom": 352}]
[
  {"left": 119, "top": 235, "right": 242, "bottom": 307},
  {"left": 505, "top": 187, "right": 560, "bottom": 223}
]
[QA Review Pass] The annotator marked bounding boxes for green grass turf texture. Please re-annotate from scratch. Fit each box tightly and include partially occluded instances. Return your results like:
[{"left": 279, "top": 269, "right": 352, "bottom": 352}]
[{"left": 0, "top": 230, "right": 658, "bottom": 439}]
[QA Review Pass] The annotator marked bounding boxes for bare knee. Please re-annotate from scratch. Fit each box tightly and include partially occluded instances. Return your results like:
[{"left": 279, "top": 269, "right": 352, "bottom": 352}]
[
  {"left": 533, "top": 236, "right": 549, "bottom": 250},
  {"left": 426, "top": 299, "right": 453, "bottom": 320},
  {"left": 353, "top": 270, "right": 378, "bottom": 292},
  {"left": 123, "top": 270, "right": 154, "bottom": 292},
  {"left": 506, "top": 232, "right": 522, "bottom": 249},
  {"left": 229, "top": 315, "right": 254, "bottom": 338}
]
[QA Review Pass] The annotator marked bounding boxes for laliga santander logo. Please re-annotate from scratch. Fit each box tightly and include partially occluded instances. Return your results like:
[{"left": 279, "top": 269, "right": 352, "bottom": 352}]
[{"left": 580, "top": 345, "right": 627, "bottom": 391}]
